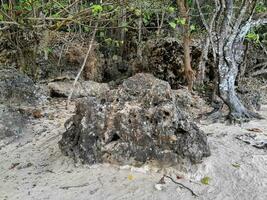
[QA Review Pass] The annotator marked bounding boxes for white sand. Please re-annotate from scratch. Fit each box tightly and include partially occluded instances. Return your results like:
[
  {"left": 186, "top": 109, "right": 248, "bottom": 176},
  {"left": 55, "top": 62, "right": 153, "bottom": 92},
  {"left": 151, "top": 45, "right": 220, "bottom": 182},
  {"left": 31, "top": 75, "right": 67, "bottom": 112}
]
[{"left": 0, "top": 100, "right": 266, "bottom": 200}]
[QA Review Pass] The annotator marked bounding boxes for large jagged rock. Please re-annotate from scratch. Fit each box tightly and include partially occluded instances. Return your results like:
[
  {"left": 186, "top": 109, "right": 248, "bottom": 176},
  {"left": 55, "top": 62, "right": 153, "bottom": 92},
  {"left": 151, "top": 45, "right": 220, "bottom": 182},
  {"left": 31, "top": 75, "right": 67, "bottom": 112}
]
[
  {"left": 0, "top": 67, "right": 46, "bottom": 142},
  {"left": 59, "top": 73, "right": 210, "bottom": 166},
  {"left": 0, "top": 67, "right": 46, "bottom": 105}
]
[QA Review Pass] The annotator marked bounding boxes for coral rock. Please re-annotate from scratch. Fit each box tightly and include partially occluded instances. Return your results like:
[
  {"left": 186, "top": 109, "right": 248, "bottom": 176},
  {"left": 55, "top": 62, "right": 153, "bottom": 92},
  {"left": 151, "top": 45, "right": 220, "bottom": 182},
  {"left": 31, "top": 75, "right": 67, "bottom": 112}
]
[{"left": 59, "top": 73, "right": 210, "bottom": 165}]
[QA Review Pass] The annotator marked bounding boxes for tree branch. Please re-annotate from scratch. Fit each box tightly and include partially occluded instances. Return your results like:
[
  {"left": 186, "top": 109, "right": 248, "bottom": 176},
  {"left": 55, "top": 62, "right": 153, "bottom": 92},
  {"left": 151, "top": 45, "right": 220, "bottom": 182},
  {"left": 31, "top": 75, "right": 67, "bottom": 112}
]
[{"left": 66, "top": 22, "right": 98, "bottom": 109}]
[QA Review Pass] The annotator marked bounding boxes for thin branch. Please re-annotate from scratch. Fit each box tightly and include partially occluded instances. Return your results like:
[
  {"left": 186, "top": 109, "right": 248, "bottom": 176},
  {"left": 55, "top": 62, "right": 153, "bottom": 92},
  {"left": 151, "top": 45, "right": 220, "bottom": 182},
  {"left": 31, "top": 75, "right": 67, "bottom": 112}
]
[
  {"left": 259, "top": 41, "right": 267, "bottom": 56},
  {"left": 0, "top": 9, "right": 17, "bottom": 23},
  {"left": 238, "top": 17, "right": 267, "bottom": 39},
  {"left": 251, "top": 68, "right": 267, "bottom": 76},
  {"left": 164, "top": 175, "right": 198, "bottom": 197},
  {"left": 66, "top": 22, "right": 98, "bottom": 109}
]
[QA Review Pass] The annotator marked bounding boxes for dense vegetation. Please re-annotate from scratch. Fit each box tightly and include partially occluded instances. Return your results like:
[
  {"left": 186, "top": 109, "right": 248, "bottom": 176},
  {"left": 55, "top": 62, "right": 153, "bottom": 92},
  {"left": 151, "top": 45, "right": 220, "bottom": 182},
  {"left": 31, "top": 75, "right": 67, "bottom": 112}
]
[{"left": 0, "top": 0, "right": 267, "bottom": 121}]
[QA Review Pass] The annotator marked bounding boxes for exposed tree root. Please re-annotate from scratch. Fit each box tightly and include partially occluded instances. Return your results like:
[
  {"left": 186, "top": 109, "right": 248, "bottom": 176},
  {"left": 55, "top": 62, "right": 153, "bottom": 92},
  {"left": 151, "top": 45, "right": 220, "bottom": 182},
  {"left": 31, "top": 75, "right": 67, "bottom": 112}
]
[
  {"left": 228, "top": 110, "right": 264, "bottom": 124},
  {"left": 196, "top": 100, "right": 224, "bottom": 123},
  {"left": 197, "top": 100, "right": 264, "bottom": 124}
]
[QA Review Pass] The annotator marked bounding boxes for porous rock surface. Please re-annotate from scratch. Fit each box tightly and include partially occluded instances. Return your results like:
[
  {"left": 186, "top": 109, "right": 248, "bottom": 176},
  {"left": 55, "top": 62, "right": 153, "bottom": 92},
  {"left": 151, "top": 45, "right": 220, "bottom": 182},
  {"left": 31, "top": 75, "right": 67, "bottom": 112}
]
[
  {"left": 135, "top": 38, "right": 203, "bottom": 88},
  {"left": 48, "top": 80, "right": 109, "bottom": 98},
  {"left": 0, "top": 105, "right": 27, "bottom": 140},
  {"left": 59, "top": 73, "right": 210, "bottom": 165},
  {"left": 0, "top": 67, "right": 46, "bottom": 105},
  {"left": 0, "top": 67, "right": 45, "bottom": 140}
]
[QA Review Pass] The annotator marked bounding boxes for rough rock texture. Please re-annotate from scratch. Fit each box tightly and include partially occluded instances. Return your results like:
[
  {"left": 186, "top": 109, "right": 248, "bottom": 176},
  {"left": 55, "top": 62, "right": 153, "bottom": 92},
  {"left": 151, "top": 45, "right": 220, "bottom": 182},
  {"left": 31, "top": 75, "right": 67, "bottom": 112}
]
[
  {"left": 0, "top": 67, "right": 46, "bottom": 105},
  {"left": 59, "top": 73, "right": 210, "bottom": 166},
  {"left": 0, "top": 105, "right": 27, "bottom": 140},
  {"left": 174, "top": 88, "right": 210, "bottom": 119},
  {"left": 134, "top": 38, "right": 203, "bottom": 89},
  {"left": 48, "top": 81, "right": 110, "bottom": 98},
  {"left": 0, "top": 67, "right": 46, "bottom": 142}
]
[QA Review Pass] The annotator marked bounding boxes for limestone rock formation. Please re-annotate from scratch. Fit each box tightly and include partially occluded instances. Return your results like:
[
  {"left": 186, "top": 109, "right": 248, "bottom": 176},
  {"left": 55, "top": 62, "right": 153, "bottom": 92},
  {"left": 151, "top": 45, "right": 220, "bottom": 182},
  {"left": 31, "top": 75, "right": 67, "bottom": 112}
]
[
  {"left": 59, "top": 73, "right": 210, "bottom": 165},
  {"left": 0, "top": 67, "right": 46, "bottom": 105},
  {"left": 0, "top": 67, "right": 46, "bottom": 141},
  {"left": 48, "top": 80, "right": 110, "bottom": 98},
  {"left": 134, "top": 38, "right": 203, "bottom": 89}
]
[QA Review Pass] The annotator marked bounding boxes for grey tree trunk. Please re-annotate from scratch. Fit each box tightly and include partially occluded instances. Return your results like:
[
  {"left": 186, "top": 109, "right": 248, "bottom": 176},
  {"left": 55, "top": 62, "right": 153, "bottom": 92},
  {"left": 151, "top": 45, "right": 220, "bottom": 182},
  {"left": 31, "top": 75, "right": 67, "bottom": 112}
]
[
  {"left": 218, "top": 60, "right": 253, "bottom": 119},
  {"left": 200, "top": 0, "right": 267, "bottom": 120},
  {"left": 218, "top": 14, "right": 267, "bottom": 120}
]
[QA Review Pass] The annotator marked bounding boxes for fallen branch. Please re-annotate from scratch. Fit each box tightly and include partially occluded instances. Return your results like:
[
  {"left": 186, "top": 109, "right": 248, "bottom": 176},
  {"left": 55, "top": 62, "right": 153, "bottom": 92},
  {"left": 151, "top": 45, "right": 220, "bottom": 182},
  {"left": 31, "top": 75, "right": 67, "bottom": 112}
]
[
  {"left": 66, "top": 22, "right": 98, "bottom": 109},
  {"left": 164, "top": 175, "right": 198, "bottom": 197}
]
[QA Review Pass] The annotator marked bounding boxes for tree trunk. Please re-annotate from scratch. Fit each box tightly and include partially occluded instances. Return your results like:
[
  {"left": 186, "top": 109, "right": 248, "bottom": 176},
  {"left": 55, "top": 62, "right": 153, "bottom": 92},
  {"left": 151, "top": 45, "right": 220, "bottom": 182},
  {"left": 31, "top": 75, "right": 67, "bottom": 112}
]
[
  {"left": 177, "top": 0, "right": 195, "bottom": 91},
  {"left": 218, "top": 60, "right": 252, "bottom": 119},
  {"left": 212, "top": 0, "right": 267, "bottom": 120},
  {"left": 196, "top": 37, "right": 209, "bottom": 85}
]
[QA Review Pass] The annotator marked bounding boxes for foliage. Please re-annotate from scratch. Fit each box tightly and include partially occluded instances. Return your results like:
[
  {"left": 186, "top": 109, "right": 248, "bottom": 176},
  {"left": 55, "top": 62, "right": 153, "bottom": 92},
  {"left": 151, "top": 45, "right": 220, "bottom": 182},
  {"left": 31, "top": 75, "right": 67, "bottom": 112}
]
[
  {"left": 90, "top": 4, "right": 103, "bottom": 16},
  {"left": 255, "top": 2, "right": 267, "bottom": 13},
  {"left": 246, "top": 32, "right": 260, "bottom": 43}
]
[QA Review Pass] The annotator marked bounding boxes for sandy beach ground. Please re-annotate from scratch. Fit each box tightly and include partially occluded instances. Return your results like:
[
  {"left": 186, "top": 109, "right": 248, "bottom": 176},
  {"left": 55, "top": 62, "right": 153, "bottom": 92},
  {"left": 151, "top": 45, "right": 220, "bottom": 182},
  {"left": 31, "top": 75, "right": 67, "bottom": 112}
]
[{"left": 0, "top": 100, "right": 266, "bottom": 200}]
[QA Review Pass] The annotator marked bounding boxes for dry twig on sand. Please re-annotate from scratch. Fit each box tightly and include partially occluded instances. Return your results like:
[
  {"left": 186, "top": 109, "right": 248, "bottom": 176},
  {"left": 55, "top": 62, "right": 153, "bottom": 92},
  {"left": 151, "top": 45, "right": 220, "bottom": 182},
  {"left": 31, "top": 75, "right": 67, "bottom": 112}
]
[{"left": 164, "top": 175, "right": 198, "bottom": 197}]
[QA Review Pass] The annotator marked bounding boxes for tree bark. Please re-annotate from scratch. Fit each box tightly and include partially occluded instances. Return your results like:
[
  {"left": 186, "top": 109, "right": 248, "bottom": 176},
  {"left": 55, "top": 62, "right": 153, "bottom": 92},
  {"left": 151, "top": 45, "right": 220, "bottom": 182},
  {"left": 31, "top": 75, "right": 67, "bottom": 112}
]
[
  {"left": 177, "top": 0, "right": 195, "bottom": 91},
  {"left": 218, "top": 60, "right": 253, "bottom": 119},
  {"left": 195, "top": 0, "right": 218, "bottom": 86},
  {"left": 216, "top": 0, "right": 266, "bottom": 120}
]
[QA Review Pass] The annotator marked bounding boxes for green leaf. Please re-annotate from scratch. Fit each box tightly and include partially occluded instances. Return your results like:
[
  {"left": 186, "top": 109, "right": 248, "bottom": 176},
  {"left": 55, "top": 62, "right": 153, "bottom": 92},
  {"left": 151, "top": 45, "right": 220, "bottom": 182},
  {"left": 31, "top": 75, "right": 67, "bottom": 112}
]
[
  {"left": 190, "top": 25, "right": 196, "bottom": 31},
  {"left": 143, "top": 12, "right": 151, "bottom": 25},
  {"left": 134, "top": 9, "right": 142, "bottom": 16},
  {"left": 104, "top": 38, "right": 113, "bottom": 45},
  {"left": 246, "top": 32, "right": 260, "bottom": 43},
  {"left": 176, "top": 18, "right": 186, "bottom": 25},
  {"left": 2, "top": 3, "right": 9, "bottom": 11},
  {"left": 201, "top": 176, "right": 210, "bottom": 185},
  {"left": 0, "top": 14, "right": 3, "bottom": 21},
  {"left": 167, "top": 6, "right": 175, "bottom": 13},
  {"left": 169, "top": 21, "right": 177, "bottom": 29},
  {"left": 91, "top": 4, "right": 103, "bottom": 15}
]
